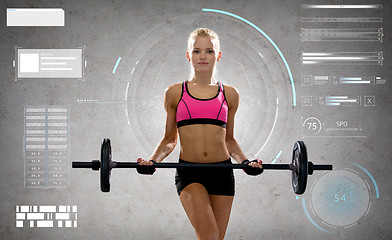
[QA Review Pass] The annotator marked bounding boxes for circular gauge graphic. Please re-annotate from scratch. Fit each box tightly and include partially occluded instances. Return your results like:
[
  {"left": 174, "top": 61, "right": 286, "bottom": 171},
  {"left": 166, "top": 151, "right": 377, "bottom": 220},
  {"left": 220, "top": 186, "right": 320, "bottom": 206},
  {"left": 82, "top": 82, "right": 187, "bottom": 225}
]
[
  {"left": 311, "top": 169, "right": 370, "bottom": 227},
  {"left": 302, "top": 117, "right": 322, "bottom": 136}
]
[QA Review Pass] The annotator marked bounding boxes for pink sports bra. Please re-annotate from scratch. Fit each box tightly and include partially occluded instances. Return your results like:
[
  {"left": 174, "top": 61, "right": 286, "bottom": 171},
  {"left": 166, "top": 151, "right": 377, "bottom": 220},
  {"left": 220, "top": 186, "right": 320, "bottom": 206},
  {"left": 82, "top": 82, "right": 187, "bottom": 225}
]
[{"left": 176, "top": 81, "right": 229, "bottom": 128}]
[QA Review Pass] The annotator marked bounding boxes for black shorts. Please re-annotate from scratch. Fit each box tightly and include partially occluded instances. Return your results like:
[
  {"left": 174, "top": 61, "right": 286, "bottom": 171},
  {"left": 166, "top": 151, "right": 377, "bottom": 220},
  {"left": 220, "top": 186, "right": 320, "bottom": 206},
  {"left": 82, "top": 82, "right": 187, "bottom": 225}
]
[{"left": 175, "top": 158, "right": 235, "bottom": 196}]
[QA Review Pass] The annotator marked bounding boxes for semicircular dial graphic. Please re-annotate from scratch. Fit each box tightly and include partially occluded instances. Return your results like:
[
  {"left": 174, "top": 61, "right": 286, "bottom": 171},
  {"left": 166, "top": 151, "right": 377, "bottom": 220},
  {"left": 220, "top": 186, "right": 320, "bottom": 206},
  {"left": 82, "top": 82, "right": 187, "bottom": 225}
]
[{"left": 112, "top": 11, "right": 296, "bottom": 163}]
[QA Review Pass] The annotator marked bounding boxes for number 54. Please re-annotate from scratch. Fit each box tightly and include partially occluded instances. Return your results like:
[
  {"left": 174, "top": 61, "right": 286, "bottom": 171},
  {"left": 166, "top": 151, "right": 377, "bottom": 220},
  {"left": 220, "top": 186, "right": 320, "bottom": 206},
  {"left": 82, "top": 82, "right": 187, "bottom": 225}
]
[{"left": 335, "top": 194, "right": 346, "bottom": 202}]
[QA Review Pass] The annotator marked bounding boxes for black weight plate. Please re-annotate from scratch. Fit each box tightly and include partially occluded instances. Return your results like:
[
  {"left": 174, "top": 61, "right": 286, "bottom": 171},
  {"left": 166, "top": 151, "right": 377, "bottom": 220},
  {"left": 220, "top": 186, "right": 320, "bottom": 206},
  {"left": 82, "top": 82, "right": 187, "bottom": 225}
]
[
  {"left": 100, "top": 138, "right": 111, "bottom": 192},
  {"left": 291, "top": 141, "right": 308, "bottom": 195}
]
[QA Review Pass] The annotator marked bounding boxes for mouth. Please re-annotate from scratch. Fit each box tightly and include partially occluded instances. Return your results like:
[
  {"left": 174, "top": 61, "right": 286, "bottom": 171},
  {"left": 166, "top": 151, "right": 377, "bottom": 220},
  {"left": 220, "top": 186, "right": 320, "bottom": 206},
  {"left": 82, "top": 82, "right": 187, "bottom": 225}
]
[{"left": 198, "top": 62, "right": 209, "bottom": 65}]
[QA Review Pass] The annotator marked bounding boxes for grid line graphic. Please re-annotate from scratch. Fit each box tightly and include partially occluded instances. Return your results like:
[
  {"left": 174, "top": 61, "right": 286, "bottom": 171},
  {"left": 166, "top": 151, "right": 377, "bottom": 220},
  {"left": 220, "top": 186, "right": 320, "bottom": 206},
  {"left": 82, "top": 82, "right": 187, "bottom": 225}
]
[{"left": 24, "top": 107, "right": 69, "bottom": 188}]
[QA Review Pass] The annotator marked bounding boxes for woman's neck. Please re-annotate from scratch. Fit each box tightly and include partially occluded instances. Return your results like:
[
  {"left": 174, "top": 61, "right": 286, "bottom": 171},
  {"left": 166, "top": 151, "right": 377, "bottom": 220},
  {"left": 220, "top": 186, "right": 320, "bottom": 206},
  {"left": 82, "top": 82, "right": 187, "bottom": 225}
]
[{"left": 190, "top": 70, "right": 216, "bottom": 86}]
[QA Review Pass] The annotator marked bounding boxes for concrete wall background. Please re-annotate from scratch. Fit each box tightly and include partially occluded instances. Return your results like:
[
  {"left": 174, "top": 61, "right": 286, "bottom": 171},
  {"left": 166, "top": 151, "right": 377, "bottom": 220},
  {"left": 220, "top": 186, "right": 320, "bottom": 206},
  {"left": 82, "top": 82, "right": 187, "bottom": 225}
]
[{"left": 0, "top": 0, "right": 391, "bottom": 239}]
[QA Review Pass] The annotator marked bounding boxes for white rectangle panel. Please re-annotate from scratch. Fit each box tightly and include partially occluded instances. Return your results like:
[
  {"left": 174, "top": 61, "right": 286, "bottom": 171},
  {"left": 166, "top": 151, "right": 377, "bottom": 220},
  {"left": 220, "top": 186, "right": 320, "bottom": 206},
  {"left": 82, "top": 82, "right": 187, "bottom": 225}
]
[
  {"left": 314, "top": 76, "right": 329, "bottom": 80},
  {"left": 47, "top": 108, "right": 68, "bottom": 113},
  {"left": 20, "top": 206, "right": 30, "bottom": 212},
  {"left": 302, "top": 4, "right": 382, "bottom": 9},
  {"left": 37, "top": 221, "right": 53, "bottom": 227},
  {"left": 26, "top": 108, "right": 46, "bottom": 112},
  {"left": 55, "top": 213, "right": 70, "bottom": 220},
  {"left": 48, "top": 145, "right": 67, "bottom": 149},
  {"left": 47, "top": 130, "right": 68, "bottom": 134},
  {"left": 27, "top": 213, "right": 44, "bottom": 220},
  {"left": 39, "top": 206, "right": 56, "bottom": 212},
  {"left": 7, "top": 8, "right": 65, "bottom": 26},
  {"left": 26, "top": 130, "right": 46, "bottom": 134},
  {"left": 26, "top": 123, "right": 45, "bottom": 127},
  {"left": 48, "top": 123, "right": 67, "bottom": 127},
  {"left": 26, "top": 137, "right": 46, "bottom": 142},
  {"left": 26, "top": 116, "right": 46, "bottom": 120},
  {"left": 20, "top": 54, "right": 39, "bottom": 72},
  {"left": 47, "top": 137, "right": 67, "bottom": 142},
  {"left": 26, "top": 145, "right": 46, "bottom": 149},
  {"left": 59, "top": 206, "right": 67, "bottom": 212},
  {"left": 16, "top": 49, "right": 83, "bottom": 79},
  {"left": 47, "top": 116, "right": 68, "bottom": 120}
]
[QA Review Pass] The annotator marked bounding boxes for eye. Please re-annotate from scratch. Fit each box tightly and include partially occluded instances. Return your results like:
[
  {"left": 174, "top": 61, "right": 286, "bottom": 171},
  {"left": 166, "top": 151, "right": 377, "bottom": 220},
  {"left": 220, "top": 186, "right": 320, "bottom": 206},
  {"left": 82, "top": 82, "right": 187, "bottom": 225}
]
[
  {"left": 208, "top": 50, "right": 214, "bottom": 54},
  {"left": 193, "top": 50, "right": 199, "bottom": 53}
]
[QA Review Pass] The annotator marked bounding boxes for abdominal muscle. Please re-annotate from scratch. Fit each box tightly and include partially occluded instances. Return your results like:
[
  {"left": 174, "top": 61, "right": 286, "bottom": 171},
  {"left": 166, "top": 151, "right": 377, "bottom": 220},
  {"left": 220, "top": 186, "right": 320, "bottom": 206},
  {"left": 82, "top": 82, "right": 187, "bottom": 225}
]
[{"left": 178, "top": 124, "right": 230, "bottom": 163}]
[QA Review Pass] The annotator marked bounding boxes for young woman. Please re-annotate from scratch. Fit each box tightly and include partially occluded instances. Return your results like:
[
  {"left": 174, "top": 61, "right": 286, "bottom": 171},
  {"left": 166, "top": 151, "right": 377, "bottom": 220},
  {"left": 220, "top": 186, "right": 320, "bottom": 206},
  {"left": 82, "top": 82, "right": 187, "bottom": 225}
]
[{"left": 137, "top": 28, "right": 263, "bottom": 240}]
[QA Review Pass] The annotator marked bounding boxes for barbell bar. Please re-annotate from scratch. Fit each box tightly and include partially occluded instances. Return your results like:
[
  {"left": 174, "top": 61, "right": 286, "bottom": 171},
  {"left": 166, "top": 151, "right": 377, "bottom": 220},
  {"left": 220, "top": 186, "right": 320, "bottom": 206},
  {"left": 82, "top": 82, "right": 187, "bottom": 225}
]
[{"left": 72, "top": 138, "right": 333, "bottom": 194}]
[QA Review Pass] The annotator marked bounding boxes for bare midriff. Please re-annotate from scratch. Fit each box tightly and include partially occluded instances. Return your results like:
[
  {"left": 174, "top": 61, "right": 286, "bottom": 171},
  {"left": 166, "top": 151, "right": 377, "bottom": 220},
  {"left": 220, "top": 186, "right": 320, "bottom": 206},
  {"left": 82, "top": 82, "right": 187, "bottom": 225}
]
[{"left": 178, "top": 124, "right": 230, "bottom": 163}]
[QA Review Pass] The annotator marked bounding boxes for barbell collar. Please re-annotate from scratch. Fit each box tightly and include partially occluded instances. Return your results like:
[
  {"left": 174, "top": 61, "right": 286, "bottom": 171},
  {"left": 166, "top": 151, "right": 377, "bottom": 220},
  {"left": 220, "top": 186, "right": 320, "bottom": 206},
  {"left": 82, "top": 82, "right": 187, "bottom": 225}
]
[
  {"left": 72, "top": 160, "right": 101, "bottom": 170},
  {"left": 92, "top": 160, "right": 100, "bottom": 171},
  {"left": 72, "top": 161, "right": 94, "bottom": 169},
  {"left": 313, "top": 164, "right": 333, "bottom": 171}
]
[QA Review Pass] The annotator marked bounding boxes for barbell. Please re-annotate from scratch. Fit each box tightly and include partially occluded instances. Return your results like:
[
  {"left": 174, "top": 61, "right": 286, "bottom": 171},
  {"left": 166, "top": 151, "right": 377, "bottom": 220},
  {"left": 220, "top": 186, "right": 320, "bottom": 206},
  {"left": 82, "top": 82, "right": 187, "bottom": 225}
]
[{"left": 72, "top": 138, "right": 333, "bottom": 194}]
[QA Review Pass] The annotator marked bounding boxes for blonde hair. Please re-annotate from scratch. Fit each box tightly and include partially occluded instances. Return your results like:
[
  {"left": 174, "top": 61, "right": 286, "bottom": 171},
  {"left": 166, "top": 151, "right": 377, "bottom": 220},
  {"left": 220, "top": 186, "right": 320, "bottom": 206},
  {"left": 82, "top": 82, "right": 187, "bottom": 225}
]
[
  {"left": 187, "top": 28, "right": 220, "bottom": 81},
  {"left": 187, "top": 28, "right": 220, "bottom": 52}
]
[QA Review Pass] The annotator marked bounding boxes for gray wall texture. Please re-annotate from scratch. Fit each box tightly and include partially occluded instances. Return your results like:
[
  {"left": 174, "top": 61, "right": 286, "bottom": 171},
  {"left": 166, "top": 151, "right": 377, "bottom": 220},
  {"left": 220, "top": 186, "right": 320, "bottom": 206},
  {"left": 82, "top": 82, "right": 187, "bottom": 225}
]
[{"left": 0, "top": 0, "right": 391, "bottom": 239}]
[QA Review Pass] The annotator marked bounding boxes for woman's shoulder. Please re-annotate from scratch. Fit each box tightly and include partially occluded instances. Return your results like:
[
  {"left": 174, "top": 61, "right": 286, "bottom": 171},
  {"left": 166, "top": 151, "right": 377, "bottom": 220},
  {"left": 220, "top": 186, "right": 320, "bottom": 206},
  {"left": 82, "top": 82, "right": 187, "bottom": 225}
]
[
  {"left": 167, "top": 82, "right": 183, "bottom": 90},
  {"left": 166, "top": 82, "right": 183, "bottom": 95},
  {"left": 164, "top": 82, "right": 183, "bottom": 104},
  {"left": 221, "top": 83, "right": 239, "bottom": 97}
]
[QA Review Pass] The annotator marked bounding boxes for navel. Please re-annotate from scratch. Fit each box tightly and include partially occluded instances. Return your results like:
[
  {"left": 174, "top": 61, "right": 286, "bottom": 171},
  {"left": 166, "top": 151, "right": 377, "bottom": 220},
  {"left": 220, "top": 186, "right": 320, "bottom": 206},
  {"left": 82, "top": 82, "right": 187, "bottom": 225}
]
[{"left": 203, "top": 152, "right": 208, "bottom": 157}]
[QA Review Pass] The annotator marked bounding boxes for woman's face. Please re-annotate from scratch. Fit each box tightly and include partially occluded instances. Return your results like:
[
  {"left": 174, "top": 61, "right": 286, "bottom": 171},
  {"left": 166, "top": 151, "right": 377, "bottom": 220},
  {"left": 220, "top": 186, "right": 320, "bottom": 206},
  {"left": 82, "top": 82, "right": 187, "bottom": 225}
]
[{"left": 187, "top": 36, "right": 221, "bottom": 73}]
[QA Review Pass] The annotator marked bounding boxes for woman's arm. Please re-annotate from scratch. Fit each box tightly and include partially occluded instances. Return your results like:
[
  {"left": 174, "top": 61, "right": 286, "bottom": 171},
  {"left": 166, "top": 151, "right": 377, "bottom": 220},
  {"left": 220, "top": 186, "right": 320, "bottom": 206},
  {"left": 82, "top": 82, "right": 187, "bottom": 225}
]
[
  {"left": 142, "top": 84, "right": 181, "bottom": 164},
  {"left": 224, "top": 86, "right": 248, "bottom": 164},
  {"left": 225, "top": 86, "right": 263, "bottom": 171}
]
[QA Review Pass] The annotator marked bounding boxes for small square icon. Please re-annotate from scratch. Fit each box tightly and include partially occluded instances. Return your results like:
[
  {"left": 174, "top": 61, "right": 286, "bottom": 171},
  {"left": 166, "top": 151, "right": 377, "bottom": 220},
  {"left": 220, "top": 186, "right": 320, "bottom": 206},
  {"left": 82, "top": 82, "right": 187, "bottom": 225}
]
[
  {"left": 302, "top": 96, "right": 312, "bottom": 106},
  {"left": 364, "top": 96, "right": 375, "bottom": 106},
  {"left": 317, "top": 96, "right": 325, "bottom": 106},
  {"left": 302, "top": 75, "right": 312, "bottom": 86}
]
